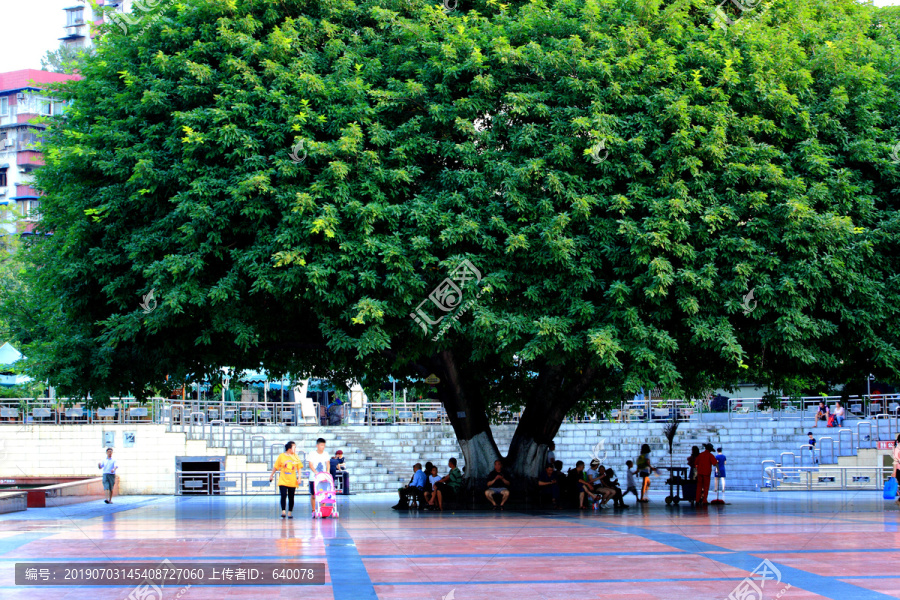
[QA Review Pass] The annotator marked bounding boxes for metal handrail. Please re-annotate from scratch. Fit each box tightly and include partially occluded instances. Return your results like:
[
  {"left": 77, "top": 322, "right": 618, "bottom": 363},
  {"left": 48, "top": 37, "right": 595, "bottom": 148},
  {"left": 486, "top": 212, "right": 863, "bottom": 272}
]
[
  {"left": 837, "top": 428, "right": 854, "bottom": 456},
  {"left": 229, "top": 428, "right": 246, "bottom": 454},
  {"left": 818, "top": 436, "right": 836, "bottom": 464},
  {"left": 207, "top": 420, "right": 225, "bottom": 447},
  {"left": 857, "top": 421, "right": 874, "bottom": 449},
  {"left": 174, "top": 470, "right": 288, "bottom": 496},
  {"left": 798, "top": 444, "right": 816, "bottom": 467},
  {"left": 762, "top": 464, "right": 885, "bottom": 491}
]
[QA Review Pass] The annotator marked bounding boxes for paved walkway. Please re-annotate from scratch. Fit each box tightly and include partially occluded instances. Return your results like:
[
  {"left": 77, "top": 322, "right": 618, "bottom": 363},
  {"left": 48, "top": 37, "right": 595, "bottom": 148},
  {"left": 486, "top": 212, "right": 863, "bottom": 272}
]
[{"left": 0, "top": 490, "right": 898, "bottom": 599}]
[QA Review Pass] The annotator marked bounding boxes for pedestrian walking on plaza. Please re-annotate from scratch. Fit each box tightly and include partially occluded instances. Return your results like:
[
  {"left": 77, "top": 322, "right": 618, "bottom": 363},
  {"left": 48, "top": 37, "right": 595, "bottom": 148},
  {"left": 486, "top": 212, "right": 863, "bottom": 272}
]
[
  {"left": 308, "top": 438, "right": 331, "bottom": 514},
  {"left": 270, "top": 441, "right": 302, "bottom": 518},
  {"left": 97, "top": 448, "right": 117, "bottom": 504},
  {"left": 636, "top": 444, "right": 655, "bottom": 503},
  {"left": 694, "top": 444, "right": 718, "bottom": 506}
]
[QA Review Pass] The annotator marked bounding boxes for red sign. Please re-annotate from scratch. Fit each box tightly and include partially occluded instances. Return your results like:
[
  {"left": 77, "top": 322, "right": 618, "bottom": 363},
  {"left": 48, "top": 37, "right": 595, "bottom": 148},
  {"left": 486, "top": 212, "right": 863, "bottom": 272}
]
[{"left": 877, "top": 441, "right": 896, "bottom": 450}]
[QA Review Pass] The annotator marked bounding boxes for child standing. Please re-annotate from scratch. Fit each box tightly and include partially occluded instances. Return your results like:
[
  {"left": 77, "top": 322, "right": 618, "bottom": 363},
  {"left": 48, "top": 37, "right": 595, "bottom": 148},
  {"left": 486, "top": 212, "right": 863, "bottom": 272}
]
[
  {"left": 807, "top": 432, "right": 818, "bottom": 464},
  {"left": 622, "top": 460, "right": 639, "bottom": 503},
  {"left": 714, "top": 447, "right": 727, "bottom": 498}
]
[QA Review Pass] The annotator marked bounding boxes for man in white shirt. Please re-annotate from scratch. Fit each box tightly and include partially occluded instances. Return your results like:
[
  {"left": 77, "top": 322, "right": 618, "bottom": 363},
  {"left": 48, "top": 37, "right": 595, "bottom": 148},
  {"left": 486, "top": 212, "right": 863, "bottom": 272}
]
[
  {"left": 97, "top": 448, "right": 117, "bottom": 504},
  {"left": 308, "top": 437, "right": 330, "bottom": 513}
]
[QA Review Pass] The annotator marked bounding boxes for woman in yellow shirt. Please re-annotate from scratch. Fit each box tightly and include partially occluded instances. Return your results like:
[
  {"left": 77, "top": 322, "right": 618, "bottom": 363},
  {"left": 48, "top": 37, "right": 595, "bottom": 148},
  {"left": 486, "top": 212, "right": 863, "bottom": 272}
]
[{"left": 269, "top": 441, "right": 302, "bottom": 518}]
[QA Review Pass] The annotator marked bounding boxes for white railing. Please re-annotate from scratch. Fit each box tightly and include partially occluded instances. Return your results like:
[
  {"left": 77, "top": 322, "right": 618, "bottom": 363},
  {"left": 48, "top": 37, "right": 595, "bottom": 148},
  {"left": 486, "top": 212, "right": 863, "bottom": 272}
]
[
  {"left": 362, "top": 402, "right": 448, "bottom": 425},
  {"left": 762, "top": 464, "right": 889, "bottom": 491},
  {"left": 175, "top": 470, "right": 281, "bottom": 496},
  {"left": 5, "top": 394, "right": 898, "bottom": 432},
  {"left": 726, "top": 395, "right": 900, "bottom": 427},
  {"left": 0, "top": 397, "right": 165, "bottom": 425}
]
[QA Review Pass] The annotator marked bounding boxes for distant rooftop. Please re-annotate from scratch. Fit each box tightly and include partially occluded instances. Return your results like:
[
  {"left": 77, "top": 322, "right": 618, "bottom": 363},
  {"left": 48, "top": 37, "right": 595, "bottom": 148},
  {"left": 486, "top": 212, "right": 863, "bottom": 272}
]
[{"left": 0, "top": 70, "right": 80, "bottom": 94}]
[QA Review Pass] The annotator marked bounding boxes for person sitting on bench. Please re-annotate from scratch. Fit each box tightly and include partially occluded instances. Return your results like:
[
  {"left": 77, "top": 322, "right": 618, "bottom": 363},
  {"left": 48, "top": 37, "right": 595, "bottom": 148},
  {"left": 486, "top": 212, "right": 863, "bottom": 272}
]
[
  {"left": 484, "top": 460, "right": 511, "bottom": 509},
  {"left": 393, "top": 463, "right": 426, "bottom": 510},
  {"left": 434, "top": 458, "right": 462, "bottom": 511}
]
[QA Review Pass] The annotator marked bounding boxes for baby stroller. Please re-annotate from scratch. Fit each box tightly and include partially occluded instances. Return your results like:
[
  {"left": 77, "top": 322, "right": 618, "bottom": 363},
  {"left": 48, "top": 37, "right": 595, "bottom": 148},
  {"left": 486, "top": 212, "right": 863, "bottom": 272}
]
[{"left": 312, "top": 470, "right": 339, "bottom": 519}]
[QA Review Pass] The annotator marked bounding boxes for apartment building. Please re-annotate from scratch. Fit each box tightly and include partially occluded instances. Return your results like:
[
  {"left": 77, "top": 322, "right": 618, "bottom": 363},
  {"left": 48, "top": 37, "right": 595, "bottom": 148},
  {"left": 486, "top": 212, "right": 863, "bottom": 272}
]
[
  {"left": 60, "top": 1, "right": 134, "bottom": 50},
  {"left": 0, "top": 70, "right": 80, "bottom": 236}
]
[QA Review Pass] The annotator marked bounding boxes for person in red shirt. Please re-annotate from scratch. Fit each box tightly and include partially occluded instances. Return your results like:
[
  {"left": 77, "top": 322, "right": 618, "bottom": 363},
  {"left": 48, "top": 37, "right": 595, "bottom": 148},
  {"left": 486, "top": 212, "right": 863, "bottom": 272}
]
[{"left": 694, "top": 444, "right": 719, "bottom": 505}]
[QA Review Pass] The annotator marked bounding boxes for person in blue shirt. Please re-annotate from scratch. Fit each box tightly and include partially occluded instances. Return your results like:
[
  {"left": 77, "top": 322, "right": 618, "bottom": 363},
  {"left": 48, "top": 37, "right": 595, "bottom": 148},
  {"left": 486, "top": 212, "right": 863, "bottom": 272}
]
[
  {"left": 714, "top": 447, "right": 727, "bottom": 498},
  {"left": 393, "top": 463, "right": 426, "bottom": 510}
]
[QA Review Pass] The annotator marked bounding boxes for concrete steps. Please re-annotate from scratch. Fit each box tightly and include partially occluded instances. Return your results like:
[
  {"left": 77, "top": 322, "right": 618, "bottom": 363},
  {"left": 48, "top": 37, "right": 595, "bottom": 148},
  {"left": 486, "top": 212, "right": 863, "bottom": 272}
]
[{"left": 190, "top": 419, "right": 834, "bottom": 492}]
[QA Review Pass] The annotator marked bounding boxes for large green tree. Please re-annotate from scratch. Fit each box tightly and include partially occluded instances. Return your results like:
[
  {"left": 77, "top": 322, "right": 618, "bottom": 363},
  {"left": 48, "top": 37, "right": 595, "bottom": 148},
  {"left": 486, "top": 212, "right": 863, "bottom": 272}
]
[{"left": 11, "top": 0, "right": 900, "bottom": 482}]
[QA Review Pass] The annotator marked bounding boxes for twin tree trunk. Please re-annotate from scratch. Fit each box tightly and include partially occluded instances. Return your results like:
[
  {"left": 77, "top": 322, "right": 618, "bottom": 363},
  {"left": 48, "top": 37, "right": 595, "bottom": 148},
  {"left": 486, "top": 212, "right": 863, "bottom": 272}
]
[{"left": 425, "top": 351, "right": 596, "bottom": 498}]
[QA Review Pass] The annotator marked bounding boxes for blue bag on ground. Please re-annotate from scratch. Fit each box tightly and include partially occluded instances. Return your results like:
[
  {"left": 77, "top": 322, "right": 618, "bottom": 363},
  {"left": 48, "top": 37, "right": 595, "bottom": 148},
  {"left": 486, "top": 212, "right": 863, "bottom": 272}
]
[{"left": 884, "top": 477, "right": 898, "bottom": 500}]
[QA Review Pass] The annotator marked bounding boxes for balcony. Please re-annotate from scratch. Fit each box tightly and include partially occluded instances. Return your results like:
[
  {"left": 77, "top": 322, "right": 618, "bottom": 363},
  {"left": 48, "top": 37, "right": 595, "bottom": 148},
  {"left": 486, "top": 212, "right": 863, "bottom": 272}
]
[
  {"left": 17, "top": 151, "right": 43, "bottom": 168},
  {"left": 15, "top": 184, "right": 37, "bottom": 198}
]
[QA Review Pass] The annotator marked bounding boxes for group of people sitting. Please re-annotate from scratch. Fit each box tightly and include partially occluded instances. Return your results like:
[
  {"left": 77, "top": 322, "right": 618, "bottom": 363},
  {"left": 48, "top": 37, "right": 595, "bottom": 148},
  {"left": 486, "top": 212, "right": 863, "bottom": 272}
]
[
  {"left": 392, "top": 458, "right": 518, "bottom": 511},
  {"left": 393, "top": 457, "right": 465, "bottom": 511},
  {"left": 538, "top": 458, "right": 636, "bottom": 509}
]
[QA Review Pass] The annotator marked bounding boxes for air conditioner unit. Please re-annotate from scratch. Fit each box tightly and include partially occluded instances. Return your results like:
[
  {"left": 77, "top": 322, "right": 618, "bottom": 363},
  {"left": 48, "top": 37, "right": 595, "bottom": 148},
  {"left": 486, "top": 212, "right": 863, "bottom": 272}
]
[
  {"left": 16, "top": 93, "right": 24, "bottom": 101},
  {"left": 2, "top": 139, "right": 13, "bottom": 148}
]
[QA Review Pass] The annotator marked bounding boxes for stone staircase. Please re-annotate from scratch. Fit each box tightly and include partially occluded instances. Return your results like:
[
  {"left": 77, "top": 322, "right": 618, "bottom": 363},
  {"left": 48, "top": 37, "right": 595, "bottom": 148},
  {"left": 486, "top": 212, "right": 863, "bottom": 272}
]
[
  {"left": 551, "top": 420, "right": 814, "bottom": 491},
  {"left": 193, "top": 419, "right": 821, "bottom": 492}
]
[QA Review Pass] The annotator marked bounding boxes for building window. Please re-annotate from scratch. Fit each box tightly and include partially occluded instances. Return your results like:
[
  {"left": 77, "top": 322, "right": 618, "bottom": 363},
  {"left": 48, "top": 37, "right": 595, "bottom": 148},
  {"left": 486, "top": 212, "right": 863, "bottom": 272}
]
[
  {"left": 38, "top": 98, "right": 52, "bottom": 116},
  {"left": 67, "top": 8, "right": 84, "bottom": 26},
  {"left": 18, "top": 199, "right": 40, "bottom": 220},
  {"left": 0, "top": 169, "right": 7, "bottom": 187},
  {"left": 0, "top": 97, "right": 7, "bottom": 116}
]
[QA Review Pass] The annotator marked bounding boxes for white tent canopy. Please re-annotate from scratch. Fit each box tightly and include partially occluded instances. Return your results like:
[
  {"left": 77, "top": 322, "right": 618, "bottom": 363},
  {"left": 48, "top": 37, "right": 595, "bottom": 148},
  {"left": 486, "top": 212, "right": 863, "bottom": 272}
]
[{"left": 0, "top": 342, "right": 32, "bottom": 387}]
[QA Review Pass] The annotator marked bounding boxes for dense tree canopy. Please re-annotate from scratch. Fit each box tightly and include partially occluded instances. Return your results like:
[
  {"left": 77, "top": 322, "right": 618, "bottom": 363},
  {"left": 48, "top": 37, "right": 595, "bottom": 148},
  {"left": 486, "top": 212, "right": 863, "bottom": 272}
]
[{"left": 10, "top": 0, "right": 900, "bottom": 479}]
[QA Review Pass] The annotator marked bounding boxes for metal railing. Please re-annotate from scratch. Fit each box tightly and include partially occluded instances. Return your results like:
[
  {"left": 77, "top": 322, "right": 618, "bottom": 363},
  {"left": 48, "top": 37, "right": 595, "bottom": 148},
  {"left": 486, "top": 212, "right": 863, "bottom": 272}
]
[
  {"left": 762, "top": 464, "right": 889, "bottom": 491},
  {"left": 5, "top": 394, "right": 899, "bottom": 432},
  {"left": 0, "top": 397, "right": 166, "bottom": 425},
  {"left": 175, "top": 468, "right": 334, "bottom": 496},
  {"left": 363, "top": 402, "right": 448, "bottom": 425},
  {"left": 175, "top": 470, "right": 280, "bottom": 496}
]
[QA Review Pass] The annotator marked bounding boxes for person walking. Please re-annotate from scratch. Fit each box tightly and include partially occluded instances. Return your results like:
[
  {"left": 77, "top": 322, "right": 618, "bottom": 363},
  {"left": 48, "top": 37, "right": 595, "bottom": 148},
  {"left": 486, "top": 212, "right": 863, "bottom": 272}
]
[
  {"left": 636, "top": 444, "right": 655, "bottom": 503},
  {"left": 307, "top": 438, "right": 330, "bottom": 515},
  {"left": 694, "top": 444, "right": 718, "bottom": 506},
  {"left": 97, "top": 448, "right": 118, "bottom": 504},
  {"left": 269, "top": 441, "right": 302, "bottom": 518}
]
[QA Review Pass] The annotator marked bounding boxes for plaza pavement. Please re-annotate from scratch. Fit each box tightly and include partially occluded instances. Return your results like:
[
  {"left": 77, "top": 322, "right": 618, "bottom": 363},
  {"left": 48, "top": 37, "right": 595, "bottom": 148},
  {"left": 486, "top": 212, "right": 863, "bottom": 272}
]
[{"left": 0, "top": 489, "right": 898, "bottom": 599}]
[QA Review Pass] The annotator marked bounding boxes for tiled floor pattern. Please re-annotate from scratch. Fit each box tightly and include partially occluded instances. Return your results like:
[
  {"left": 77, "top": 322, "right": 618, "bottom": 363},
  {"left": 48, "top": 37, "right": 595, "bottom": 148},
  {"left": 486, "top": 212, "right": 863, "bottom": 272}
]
[{"left": 0, "top": 491, "right": 897, "bottom": 599}]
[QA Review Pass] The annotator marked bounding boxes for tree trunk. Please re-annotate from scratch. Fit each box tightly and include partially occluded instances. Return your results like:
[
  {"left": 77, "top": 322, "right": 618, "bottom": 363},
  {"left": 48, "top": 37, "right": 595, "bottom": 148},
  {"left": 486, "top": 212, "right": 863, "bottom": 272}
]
[
  {"left": 506, "top": 366, "right": 598, "bottom": 497},
  {"left": 428, "top": 350, "right": 501, "bottom": 488}
]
